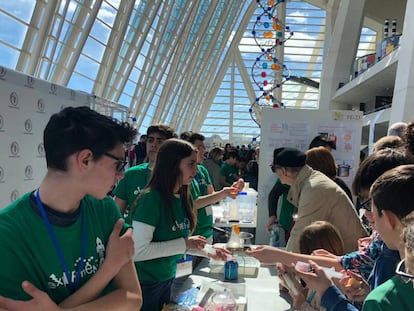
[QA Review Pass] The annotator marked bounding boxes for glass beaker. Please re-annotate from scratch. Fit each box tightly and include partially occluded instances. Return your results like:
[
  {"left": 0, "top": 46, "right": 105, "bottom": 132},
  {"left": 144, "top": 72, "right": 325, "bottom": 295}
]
[{"left": 205, "top": 290, "right": 236, "bottom": 311}]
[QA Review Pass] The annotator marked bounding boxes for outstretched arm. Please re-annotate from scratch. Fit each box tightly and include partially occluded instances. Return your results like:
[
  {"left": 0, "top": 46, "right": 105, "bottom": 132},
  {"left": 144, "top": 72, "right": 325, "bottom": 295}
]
[
  {"left": 193, "top": 187, "right": 238, "bottom": 210},
  {"left": 246, "top": 245, "right": 342, "bottom": 271}
]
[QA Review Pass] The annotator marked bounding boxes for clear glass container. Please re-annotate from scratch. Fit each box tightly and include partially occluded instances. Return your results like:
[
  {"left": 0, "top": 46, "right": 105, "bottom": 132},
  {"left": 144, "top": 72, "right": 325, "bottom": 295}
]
[{"left": 205, "top": 290, "right": 236, "bottom": 311}]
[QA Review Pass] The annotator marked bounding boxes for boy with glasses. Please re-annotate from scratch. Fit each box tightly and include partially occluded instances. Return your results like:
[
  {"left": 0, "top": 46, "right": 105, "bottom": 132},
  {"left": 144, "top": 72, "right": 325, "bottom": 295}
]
[{"left": 0, "top": 106, "right": 142, "bottom": 310}]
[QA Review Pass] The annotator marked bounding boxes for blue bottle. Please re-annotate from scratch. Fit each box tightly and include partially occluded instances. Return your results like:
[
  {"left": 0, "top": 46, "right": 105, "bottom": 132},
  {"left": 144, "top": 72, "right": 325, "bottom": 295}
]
[{"left": 224, "top": 260, "right": 238, "bottom": 281}]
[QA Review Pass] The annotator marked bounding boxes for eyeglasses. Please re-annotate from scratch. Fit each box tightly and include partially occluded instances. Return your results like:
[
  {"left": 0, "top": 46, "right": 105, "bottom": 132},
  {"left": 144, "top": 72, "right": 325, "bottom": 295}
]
[
  {"left": 396, "top": 259, "right": 414, "bottom": 283},
  {"left": 103, "top": 152, "right": 127, "bottom": 172},
  {"left": 360, "top": 198, "right": 371, "bottom": 211}
]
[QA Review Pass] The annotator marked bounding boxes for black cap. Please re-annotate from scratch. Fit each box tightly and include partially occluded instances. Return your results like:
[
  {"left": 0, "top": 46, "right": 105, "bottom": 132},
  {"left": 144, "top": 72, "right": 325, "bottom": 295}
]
[
  {"left": 273, "top": 147, "right": 306, "bottom": 167},
  {"left": 309, "top": 135, "right": 336, "bottom": 150}
]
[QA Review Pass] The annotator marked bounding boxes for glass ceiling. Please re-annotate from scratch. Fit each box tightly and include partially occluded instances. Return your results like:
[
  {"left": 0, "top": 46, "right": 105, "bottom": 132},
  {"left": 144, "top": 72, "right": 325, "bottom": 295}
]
[{"left": 0, "top": 0, "right": 377, "bottom": 144}]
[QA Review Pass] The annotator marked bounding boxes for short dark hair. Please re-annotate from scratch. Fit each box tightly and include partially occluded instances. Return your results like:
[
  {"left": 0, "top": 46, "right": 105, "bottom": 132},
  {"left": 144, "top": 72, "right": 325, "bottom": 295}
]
[
  {"left": 147, "top": 124, "right": 177, "bottom": 140},
  {"left": 309, "top": 135, "right": 336, "bottom": 150},
  {"left": 371, "top": 165, "right": 414, "bottom": 220},
  {"left": 226, "top": 150, "right": 239, "bottom": 160},
  {"left": 44, "top": 106, "right": 136, "bottom": 171},
  {"left": 180, "top": 131, "right": 205, "bottom": 144},
  {"left": 352, "top": 148, "right": 412, "bottom": 197}
]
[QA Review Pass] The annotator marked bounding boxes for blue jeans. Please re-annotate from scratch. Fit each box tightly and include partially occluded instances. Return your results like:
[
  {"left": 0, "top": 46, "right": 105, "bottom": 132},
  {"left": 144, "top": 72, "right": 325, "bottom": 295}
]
[{"left": 140, "top": 278, "right": 174, "bottom": 311}]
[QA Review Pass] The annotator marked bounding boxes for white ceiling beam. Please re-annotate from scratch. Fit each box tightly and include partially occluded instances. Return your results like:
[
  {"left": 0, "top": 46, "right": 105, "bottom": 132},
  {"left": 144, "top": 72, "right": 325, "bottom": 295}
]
[
  {"left": 192, "top": 1, "right": 258, "bottom": 130},
  {"left": 16, "top": 0, "right": 58, "bottom": 75},
  {"left": 105, "top": 0, "right": 163, "bottom": 101},
  {"left": 51, "top": 0, "right": 103, "bottom": 85},
  {"left": 93, "top": 0, "right": 135, "bottom": 97}
]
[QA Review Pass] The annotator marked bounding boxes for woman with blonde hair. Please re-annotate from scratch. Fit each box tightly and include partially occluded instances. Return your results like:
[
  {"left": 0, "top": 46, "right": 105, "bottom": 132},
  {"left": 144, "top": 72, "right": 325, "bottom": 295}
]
[{"left": 306, "top": 146, "right": 353, "bottom": 201}]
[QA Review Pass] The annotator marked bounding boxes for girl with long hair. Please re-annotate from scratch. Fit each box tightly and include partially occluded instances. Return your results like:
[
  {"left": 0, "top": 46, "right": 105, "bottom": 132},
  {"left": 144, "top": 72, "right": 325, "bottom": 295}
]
[{"left": 131, "top": 139, "right": 207, "bottom": 311}]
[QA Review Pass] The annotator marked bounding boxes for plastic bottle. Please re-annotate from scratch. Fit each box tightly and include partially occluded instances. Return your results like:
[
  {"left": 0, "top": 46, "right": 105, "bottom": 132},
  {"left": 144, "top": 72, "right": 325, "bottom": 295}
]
[
  {"left": 236, "top": 189, "right": 257, "bottom": 223},
  {"left": 228, "top": 198, "right": 239, "bottom": 222},
  {"left": 269, "top": 221, "right": 281, "bottom": 247},
  {"left": 224, "top": 260, "right": 239, "bottom": 281},
  {"left": 227, "top": 224, "right": 243, "bottom": 250}
]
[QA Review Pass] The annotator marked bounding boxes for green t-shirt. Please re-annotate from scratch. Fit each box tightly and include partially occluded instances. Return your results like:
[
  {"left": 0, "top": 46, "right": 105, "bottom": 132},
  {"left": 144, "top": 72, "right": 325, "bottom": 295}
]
[
  {"left": 279, "top": 184, "right": 295, "bottom": 231},
  {"left": 220, "top": 162, "right": 238, "bottom": 185},
  {"left": 0, "top": 192, "right": 126, "bottom": 303},
  {"left": 191, "top": 164, "right": 213, "bottom": 238},
  {"left": 362, "top": 275, "right": 413, "bottom": 310},
  {"left": 134, "top": 189, "right": 190, "bottom": 282},
  {"left": 113, "top": 162, "right": 151, "bottom": 222}
]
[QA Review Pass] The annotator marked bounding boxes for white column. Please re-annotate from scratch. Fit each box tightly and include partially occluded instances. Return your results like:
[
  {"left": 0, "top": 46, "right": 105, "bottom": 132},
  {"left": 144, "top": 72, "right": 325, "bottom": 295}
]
[
  {"left": 319, "top": 0, "right": 366, "bottom": 110},
  {"left": 389, "top": 0, "right": 414, "bottom": 124}
]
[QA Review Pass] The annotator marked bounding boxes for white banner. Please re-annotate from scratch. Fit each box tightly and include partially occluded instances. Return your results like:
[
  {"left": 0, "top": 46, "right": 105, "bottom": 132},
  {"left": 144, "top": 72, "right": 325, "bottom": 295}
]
[
  {"left": 0, "top": 67, "right": 89, "bottom": 208},
  {"left": 255, "top": 108, "right": 363, "bottom": 244}
]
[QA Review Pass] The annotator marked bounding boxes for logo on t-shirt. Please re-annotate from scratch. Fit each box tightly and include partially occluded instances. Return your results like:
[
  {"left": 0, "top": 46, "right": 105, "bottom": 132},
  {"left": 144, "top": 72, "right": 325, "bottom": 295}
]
[
  {"left": 172, "top": 218, "right": 190, "bottom": 233},
  {"left": 47, "top": 237, "right": 106, "bottom": 290},
  {"left": 133, "top": 186, "right": 142, "bottom": 196}
]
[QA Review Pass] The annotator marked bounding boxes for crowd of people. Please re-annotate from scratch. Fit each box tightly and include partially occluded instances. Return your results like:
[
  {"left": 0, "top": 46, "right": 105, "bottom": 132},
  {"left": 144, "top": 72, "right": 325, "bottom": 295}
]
[
  {"left": 1, "top": 106, "right": 414, "bottom": 311},
  {"left": 247, "top": 121, "right": 414, "bottom": 311}
]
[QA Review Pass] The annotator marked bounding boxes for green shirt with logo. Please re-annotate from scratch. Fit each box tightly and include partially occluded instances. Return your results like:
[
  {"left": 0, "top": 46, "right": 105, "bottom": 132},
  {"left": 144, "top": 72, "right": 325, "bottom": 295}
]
[
  {"left": 0, "top": 192, "right": 126, "bottom": 303},
  {"left": 134, "top": 189, "right": 190, "bottom": 282},
  {"left": 113, "top": 163, "right": 151, "bottom": 222}
]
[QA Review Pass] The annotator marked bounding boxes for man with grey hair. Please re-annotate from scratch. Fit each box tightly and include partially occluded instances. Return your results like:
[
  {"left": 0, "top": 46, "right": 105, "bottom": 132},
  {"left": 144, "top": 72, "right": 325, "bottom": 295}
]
[
  {"left": 271, "top": 147, "right": 367, "bottom": 253},
  {"left": 387, "top": 121, "right": 407, "bottom": 138}
]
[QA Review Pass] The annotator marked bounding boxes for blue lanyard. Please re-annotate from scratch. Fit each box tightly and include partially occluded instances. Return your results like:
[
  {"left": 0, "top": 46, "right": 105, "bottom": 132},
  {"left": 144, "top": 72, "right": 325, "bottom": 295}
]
[{"left": 36, "top": 190, "right": 86, "bottom": 293}]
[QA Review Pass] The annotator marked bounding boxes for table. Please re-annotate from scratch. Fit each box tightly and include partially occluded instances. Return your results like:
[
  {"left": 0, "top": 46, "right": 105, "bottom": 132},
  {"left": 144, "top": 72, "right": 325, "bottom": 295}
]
[{"left": 180, "top": 257, "right": 294, "bottom": 310}]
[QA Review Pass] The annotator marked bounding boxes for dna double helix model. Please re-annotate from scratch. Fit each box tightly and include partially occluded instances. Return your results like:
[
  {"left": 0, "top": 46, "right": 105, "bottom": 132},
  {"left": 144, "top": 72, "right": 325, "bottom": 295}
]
[{"left": 249, "top": 0, "right": 293, "bottom": 127}]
